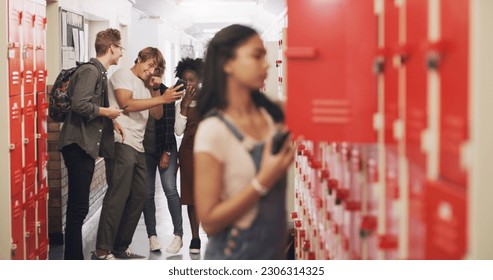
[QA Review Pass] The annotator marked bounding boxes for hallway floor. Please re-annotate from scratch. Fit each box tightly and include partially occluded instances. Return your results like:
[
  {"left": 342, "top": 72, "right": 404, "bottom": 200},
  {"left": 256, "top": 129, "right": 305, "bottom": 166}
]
[{"left": 49, "top": 171, "right": 209, "bottom": 260}]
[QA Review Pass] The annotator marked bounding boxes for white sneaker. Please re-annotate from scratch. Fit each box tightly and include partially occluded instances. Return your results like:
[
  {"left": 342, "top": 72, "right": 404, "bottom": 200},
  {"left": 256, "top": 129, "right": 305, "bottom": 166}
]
[
  {"left": 149, "top": 235, "right": 161, "bottom": 252},
  {"left": 166, "top": 235, "right": 183, "bottom": 254}
]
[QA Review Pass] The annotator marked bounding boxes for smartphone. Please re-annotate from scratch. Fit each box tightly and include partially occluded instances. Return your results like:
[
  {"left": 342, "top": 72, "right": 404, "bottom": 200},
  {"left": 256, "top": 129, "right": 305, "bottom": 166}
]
[
  {"left": 174, "top": 78, "right": 187, "bottom": 92},
  {"left": 271, "top": 130, "right": 291, "bottom": 155}
]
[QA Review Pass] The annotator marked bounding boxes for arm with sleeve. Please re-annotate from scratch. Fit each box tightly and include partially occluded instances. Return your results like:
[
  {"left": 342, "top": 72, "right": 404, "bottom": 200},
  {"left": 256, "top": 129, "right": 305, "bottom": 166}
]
[{"left": 70, "top": 66, "right": 100, "bottom": 121}]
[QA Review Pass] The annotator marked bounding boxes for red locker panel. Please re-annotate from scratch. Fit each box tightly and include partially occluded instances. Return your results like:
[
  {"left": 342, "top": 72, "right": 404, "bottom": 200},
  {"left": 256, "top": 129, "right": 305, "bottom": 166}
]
[
  {"left": 438, "top": 0, "right": 469, "bottom": 186},
  {"left": 36, "top": 179, "right": 49, "bottom": 259},
  {"left": 405, "top": 0, "right": 428, "bottom": 167},
  {"left": 383, "top": 0, "right": 400, "bottom": 144},
  {"left": 24, "top": 94, "right": 36, "bottom": 187},
  {"left": 11, "top": 192, "right": 24, "bottom": 260},
  {"left": 286, "top": 0, "right": 377, "bottom": 142},
  {"left": 35, "top": 2, "right": 47, "bottom": 92},
  {"left": 25, "top": 185, "right": 37, "bottom": 260},
  {"left": 424, "top": 180, "right": 467, "bottom": 259},
  {"left": 23, "top": 0, "right": 35, "bottom": 94},
  {"left": 37, "top": 92, "right": 48, "bottom": 182},
  {"left": 10, "top": 95, "right": 23, "bottom": 196},
  {"left": 8, "top": 0, "right": 22, "bottom": 96},
  {"left": 408, "top": 162, "right": 426, "bottom": 259}
]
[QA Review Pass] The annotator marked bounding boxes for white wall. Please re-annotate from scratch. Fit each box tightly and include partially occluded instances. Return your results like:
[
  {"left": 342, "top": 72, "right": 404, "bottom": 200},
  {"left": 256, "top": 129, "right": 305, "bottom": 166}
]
[{"left": 54, "top": 0, "right": 202, "bottom": 82}]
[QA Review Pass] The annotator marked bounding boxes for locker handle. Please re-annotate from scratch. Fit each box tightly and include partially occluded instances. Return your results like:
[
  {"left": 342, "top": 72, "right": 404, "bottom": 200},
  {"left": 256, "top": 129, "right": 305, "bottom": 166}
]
[
  {"left": 37, "top": 222, "right": 41, "bottom": 234},
  {"left": 11, "top": 243, "right": 17, "bottom": 257},
  {"left": 24, "top": 138, "right": 29, "bottom": 144},
  {"left": 285, "top": 47, "right": 318, "bottom": 59},
  {"left": 36, "top": 133, "right": 41, "bottom": 139},
  {"left": 9, "top": 144, "right": 15, "bottom": 150}
]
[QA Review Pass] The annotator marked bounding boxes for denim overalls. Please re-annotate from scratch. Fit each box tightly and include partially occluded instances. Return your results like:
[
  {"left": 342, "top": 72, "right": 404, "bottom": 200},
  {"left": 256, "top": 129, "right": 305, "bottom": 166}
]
[{"left": 204, "top": 114, "right": 287, "bottom": 260}]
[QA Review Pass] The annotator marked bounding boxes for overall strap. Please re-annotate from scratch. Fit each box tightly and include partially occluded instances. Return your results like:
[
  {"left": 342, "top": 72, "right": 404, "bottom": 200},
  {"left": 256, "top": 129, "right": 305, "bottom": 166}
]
[
  {"left": 215, "top": 114, "right": 244, "bottom": 142},
  {"left": 213, "top": 113, "right": 264, "bottom": 172}
]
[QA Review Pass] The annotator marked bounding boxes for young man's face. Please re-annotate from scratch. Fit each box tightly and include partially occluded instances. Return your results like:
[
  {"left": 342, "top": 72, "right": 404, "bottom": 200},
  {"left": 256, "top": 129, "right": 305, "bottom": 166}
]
[
  {"left": 110, "top": 42, "right": 124, "bottom": 65},
  {"left": 136, "top": 58, "right": 158, "bottom": 81}
]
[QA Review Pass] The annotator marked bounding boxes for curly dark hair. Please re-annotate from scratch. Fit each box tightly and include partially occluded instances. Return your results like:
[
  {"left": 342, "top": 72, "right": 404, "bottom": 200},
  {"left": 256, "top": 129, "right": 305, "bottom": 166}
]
[{"left": 174, "top": 57, "right": 203, "bottom": 79}]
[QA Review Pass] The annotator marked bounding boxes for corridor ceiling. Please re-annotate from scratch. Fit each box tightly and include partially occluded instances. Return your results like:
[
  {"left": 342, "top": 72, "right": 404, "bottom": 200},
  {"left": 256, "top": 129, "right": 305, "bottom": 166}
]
[{"left": 132, "top": 0, "right": 286, "bottom": 44}]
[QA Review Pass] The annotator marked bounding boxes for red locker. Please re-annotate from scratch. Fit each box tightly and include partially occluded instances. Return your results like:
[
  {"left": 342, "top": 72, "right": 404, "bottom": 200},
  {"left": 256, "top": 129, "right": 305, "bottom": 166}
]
[
  {"left": 11, "top": 192, "right": 24, "bottom": 260},
  {"left": 438, "top": 0, "right": 469, "bottom": 186},
  {"left": 10, "top": 95, "right": 23, "bottom": 196},
  {"left": 424, "top": 180, "right": 467, "bottom": 259},
  {"left": 23, "top": 0, "right": 35, "bottom": 94},
  {"left": 37, "top": 92, "right": 48, "bottom": 182},
  {"left": 25, "top": 185, "right": 37, "bottom": 260},
  {"left": 35, "top": 2, "right": 47, "bottom": 92},
  {"left": 286, "top": 0, "right": 377, "bottom": 142},
  {"left": 36, "top": 179, "right": 49, "bottom": 259},
  {"left": 383, "top": 0, "right": 400, "bottom": 145},
  {"left": 408, "top": 162, "right": 426, "bottom": 259},
  {"left": 24, "top": 94, "right": 36, "bottom": 188},
  {"left": 8, "top": 0, "right": 23, "bottom": 96},
  {"left": 405, "top": 0, "right": 429, "bottom": 260},
  {"left": 405, "top": 0, "right": 428, "bottom": 167}
]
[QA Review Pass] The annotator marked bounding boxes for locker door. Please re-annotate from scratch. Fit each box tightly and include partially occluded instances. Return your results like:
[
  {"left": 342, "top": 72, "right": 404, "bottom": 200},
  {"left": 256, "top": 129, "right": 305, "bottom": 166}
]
[
  {"left": 438, "top": 0, "right": 469, "bottom": 186},
  {"left": 286, "top": 0, "right": 377, "bottom": 142},
  {"left": 25, "top": 185, "right": 37, "bottom": 260},
  {"left": 35, "top": 2, "right": 46, "bottom": 92},
  {"left": 382, "top": 0, "right": 401, "bottom": 260},
  {"left": 24, "top": 94, "right": 37, "bottom": 187},
  {"left": 11, "top": 192, "right": 25, "bottom": 260},
  {"left": 424, "top": 180, "right": 466, "bottom": 259},
  {"left": 383, "top": 0, "right": 400, "bottom": 145},
  {"left": 405, "top": 0, "right": 428, "bottom": 260},
  {"left": 37, "top": 92, "right": 48, "bottom": 182},
  {"left": 23, "top": 0, "right": 35, "bottom": 94},
  {"left": 36, "top": 179, "right": 48, "bottom": 259},
  {"left": 405, "top": 0, "right": 428, "bottom": 167},
  {"left": 8, "top": 0, "right": 23, "bottom": 96},
  {"left": 10, "top": 95, "right": 23, "bottom": 196}
]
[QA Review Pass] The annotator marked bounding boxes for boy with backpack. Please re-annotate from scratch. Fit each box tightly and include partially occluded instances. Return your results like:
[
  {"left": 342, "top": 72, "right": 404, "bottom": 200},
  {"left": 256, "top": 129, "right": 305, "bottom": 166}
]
[{"left": 58, "top": 28, "right": 124, "bottom": 260}]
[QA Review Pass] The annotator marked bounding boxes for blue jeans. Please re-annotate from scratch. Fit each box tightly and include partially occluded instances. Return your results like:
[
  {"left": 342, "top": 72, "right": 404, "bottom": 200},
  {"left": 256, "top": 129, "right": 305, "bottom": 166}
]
[{"left": 143, "top": 147, "right": 183, "bottom": 237}]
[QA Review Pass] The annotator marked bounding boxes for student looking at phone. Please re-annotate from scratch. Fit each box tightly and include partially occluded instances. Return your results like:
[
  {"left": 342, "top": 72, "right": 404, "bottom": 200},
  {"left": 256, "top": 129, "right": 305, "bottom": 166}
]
[
  {"left": 194, "top": 24, "right": 295, "bottom": 259},
  {"left": 92, "top": 47, "right": 184, "bottom": 260},
  {"left": 174, "top": 57, "right": 204, "bottom": 255},
  {"left": 142, "top": 66, "right": 184, "bottom": 254}
]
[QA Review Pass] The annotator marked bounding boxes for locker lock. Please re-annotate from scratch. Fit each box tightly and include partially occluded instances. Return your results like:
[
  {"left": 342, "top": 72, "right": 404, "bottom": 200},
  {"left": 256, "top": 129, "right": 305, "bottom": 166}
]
[
  {"left": 393, "top": 54, "right": 408, "bottom": 68},
  {"left": 373, "top": 57, "right": 385, "bottom": 74},
  {"left": 9, "top": 144, "right": 16, "bottom": 150},
  {"left": 427, "top": 52, "right": 441, "bottom": 70},
  {"left": 11, "top": 243, "right": 17, "bottom": 258}
]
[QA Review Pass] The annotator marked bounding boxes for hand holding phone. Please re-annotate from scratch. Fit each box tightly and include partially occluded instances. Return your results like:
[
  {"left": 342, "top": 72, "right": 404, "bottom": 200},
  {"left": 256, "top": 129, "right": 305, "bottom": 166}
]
[
  {"left": 173, "top": 78, "right": 187, "bottom": 92},
  {"left": 271, "top": 130, "right": 291, "bottom": 155}
]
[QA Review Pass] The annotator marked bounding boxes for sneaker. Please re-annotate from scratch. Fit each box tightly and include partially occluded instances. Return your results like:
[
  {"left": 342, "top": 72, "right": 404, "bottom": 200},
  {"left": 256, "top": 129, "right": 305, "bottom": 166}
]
[
  {"left": 90, "top": 251, "right": 115, "bottom": 260},
  {"left": 113, "top": 248, "right": 146, "bottom": 259},
  {"left": 189, "top": 238, "right": 201, "bottom": 254},
  {"left": 149, "top": 236, "right": 161, "bottom": 252},
  {"left": 166, "top": 235, "right": 183, "bottom": 254}
]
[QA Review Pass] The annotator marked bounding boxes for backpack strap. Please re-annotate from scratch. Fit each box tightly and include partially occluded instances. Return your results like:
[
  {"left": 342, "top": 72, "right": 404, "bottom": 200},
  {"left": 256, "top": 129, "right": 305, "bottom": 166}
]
[{"left": 77, "top": 60, "right": 107, "bottom": 106}]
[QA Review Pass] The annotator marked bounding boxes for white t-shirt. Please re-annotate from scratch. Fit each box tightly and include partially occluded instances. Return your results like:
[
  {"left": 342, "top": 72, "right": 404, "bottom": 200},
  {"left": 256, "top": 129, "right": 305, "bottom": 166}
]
[
  {"left": 174, "top": 100, "right": 197, "bottom": 136},
  {"left": 108, "top": 68, "right": 151, "bottom": 152},
  {"left": 194, "top": 109, "right": 275, "bottom": 228}
]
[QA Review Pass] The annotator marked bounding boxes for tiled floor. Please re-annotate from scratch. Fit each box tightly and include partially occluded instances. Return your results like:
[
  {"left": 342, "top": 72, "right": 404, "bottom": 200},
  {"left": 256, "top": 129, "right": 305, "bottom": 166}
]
[{"left": 49, "top": 172, "right": 208, "bottom": 260}]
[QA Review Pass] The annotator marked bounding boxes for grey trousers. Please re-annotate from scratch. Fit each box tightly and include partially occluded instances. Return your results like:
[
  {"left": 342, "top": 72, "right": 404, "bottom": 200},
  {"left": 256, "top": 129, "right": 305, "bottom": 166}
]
[{"left": 96, "top": 143, "right": 147, "bottom": 253}]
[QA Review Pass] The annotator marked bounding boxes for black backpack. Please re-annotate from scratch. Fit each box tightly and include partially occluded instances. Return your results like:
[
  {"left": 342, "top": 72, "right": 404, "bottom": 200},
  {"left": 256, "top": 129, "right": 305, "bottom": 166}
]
[{"left": 49, "top": 61, "right": 101, "bottom": 122}]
